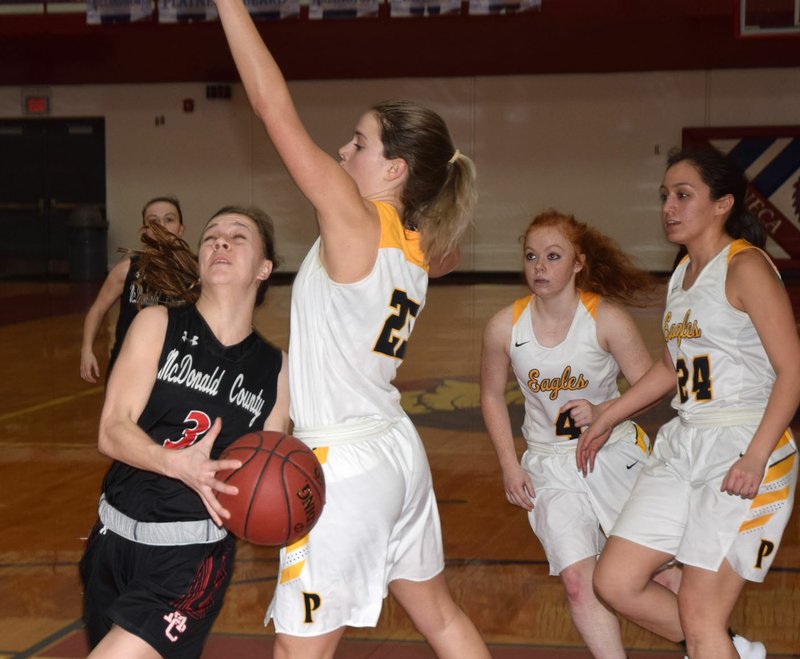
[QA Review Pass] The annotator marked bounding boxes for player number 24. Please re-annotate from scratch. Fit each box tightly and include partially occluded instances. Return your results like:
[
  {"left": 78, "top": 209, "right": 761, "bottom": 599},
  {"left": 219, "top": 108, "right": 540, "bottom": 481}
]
[{"left": 675, "top": 355, "right": 712, "bottom": 403}]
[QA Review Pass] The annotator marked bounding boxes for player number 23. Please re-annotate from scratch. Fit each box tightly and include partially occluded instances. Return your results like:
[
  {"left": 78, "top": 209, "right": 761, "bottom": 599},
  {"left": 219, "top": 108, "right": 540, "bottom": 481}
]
[{"left": 374, "top": 289, "right": 421, "bottom": 360}]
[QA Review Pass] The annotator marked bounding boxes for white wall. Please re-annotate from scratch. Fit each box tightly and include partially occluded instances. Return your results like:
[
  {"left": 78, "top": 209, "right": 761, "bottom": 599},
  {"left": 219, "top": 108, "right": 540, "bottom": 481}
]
[{"left": 2, "top": 67, "right": 798, "bottom": 272}]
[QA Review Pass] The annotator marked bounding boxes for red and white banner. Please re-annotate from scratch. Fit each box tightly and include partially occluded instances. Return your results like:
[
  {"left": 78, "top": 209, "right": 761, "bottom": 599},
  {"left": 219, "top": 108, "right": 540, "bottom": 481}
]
[
  {"left": 87, "top": 0, "right": 152, "bottom": 24},
  {"left": 468, "top": 0, "right": 540, "bottom": 15},
  {"left": 389, "top": 0, "right": 461, "bottom": 17},
  {"left": 309, "top": 0, "right": 379, "bottom": 19}
]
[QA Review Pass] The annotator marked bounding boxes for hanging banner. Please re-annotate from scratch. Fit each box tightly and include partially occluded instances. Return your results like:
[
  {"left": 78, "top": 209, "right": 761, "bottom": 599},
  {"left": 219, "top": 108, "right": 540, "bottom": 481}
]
[
  {"left": 309, "top": 0, "right": 379, "bottom": 19},
  {"left": 389, "top": 0, "right": 460, "bottom": 17},
  {"left": 158, "top": 0, "right": 217, "bottom": 22},
  {"left": 468, "top": 0, "right": 539, "bottom": 15},
  {"left": 0, "top": 0, "right": 44, "bottom": 15},
  {"left": 243, "top": 0, "right": 300, "bottom": 20},
  {"left": 684, "top": 126, "right": 800, "bottom": 270},
  {"left": 86, "top": 0, "right": 153, "bottom": 23}
]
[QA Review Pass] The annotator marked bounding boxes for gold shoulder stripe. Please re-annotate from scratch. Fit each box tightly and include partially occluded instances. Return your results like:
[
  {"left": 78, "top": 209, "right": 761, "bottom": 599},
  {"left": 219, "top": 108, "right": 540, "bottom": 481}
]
[
  {"left": 580, "top": 290, "right": 601, "bottom": 319},
  {"left": 375, "top": 201, "right": 426, "bottom": 269},
  {"left": 512, "top": 295, "right": 532, "bottom": 325},
  {"left": 727, "top": 239, "right": 780, "bottom": 276}
]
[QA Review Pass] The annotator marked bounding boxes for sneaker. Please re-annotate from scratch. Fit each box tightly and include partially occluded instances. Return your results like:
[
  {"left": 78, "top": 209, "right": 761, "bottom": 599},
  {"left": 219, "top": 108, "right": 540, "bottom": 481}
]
[{"left": 732, "top": 634, "right": 767, "bottom": 659}]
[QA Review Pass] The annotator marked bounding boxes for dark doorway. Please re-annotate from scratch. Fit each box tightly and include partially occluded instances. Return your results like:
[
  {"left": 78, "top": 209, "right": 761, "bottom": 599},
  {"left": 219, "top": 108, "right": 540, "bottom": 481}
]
[{"left": 0, "top": 117, "right": 106, "bottom": 278}]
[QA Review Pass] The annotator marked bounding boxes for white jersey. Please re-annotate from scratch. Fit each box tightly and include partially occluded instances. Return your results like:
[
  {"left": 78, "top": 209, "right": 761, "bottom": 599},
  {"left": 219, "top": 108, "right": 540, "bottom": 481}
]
[
  {"left": 664, "top": 240, "right": 776, "bottom": 417},
  {"left": 511, "top": 291, "right": 625, "bottom": 446},
  {"left": 289, "top": 201, "right": 428, "bottom": 429}
]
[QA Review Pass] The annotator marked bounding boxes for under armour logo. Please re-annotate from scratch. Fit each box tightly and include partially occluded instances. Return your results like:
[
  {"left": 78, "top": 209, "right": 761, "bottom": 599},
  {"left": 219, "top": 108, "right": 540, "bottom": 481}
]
[
  {"left": 181, "top": 331, "right": 199, "bottom": 346},
  {"left": 163, "top": 610, "right": 188, "bottom": 642}
]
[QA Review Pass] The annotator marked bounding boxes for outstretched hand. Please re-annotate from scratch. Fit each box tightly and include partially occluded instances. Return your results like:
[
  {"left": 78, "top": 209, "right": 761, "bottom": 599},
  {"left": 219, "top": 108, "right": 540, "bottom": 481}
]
[{"left": 166, "top": 418, "right": 242, "bottom": 526}]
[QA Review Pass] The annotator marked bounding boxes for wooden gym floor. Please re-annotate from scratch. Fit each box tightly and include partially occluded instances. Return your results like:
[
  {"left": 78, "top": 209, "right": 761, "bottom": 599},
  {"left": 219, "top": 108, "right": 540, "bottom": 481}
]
[{"left": 0, "top": 278, "right": 798, "bottom": 658}]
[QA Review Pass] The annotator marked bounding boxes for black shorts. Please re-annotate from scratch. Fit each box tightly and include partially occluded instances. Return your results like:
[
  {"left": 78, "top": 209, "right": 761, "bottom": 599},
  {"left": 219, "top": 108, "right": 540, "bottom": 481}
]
[{"left": 80, "top": 520, "right": 236, "bottom": 658}]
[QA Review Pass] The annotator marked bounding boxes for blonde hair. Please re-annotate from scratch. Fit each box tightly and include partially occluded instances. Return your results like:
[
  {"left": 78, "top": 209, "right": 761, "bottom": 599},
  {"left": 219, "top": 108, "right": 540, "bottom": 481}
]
[{"left": 372, "top": 101, "right": 477, "bottom": 265}]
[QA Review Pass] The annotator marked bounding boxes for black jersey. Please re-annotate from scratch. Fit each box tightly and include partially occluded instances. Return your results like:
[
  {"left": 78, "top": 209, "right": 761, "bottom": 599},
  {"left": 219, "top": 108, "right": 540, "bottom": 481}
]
[
  {"left": 108, "top": 256, "right": 161, "bottom": 375},
  {"left": 102, "top": 305, "right": 283, "bottom": 523}
]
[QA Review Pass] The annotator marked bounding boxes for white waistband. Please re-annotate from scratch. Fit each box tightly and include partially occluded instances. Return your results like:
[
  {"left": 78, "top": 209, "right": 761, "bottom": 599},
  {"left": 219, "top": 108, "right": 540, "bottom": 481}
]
[
  {"left": 524, "top": 440, "right": 578, "bottom": 455},
  {"left": 525, "top": 420, "right": 639, "bottom": 455},
  {"left": 294, "top": 417, "right": 394, "bottom": 448},
  {"left": 678, "top": 407, "right": 765, "bottom": 427},
  {"left": 98, "top": 495, "right": 228, "bottom": 546}
]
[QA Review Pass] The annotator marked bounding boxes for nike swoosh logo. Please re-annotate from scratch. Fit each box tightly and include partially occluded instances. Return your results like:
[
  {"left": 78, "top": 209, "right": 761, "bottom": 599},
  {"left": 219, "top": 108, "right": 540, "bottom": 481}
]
[
  {"left": 514, "top": 340, "right": 530, "bottom": 347},
  {"left": 626, "top": 461, "right": 639, "bottom": 469}
]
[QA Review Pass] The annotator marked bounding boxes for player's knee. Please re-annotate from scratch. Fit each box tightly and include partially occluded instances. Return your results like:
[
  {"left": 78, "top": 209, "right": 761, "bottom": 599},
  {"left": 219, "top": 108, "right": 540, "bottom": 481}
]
[
  {"left": 560, "top": 567, "right": 593, "bottom": 606},
  {"left": 409, "top": 598, "right": 462, "bottom": 639},
  {"left": 593, "top": 560, "right": 623, "bottom": 605}
]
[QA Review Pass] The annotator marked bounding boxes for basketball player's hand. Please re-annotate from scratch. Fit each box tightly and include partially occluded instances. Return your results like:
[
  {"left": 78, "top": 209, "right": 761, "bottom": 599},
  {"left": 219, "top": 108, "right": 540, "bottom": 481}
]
[
  {"left": 80, "top": 349, "right": 100, "bottom": 383},
  {"left": 721, "top": 453, "right": 766, "bottom": 500},
  {"left": 502, "top": 464, "right": 535, "bottom": 511},
  {"left": 576, "top": 420, "right": 613, "bottom": 475},
  {"left": 171, "top": 418, "right": 243, "bottom": 526},
  {"left": 559, "top": 399, "right": 598, "bottom": 430}
]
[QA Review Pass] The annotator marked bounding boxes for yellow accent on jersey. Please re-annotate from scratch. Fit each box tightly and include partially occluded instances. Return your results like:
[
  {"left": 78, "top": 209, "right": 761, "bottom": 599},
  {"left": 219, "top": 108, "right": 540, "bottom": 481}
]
[
  {"left": 279, "top": 535, "right": 311, "bottom": 584},
  {"left": 751, "top": 487, "right": 792, "bottom": 510},
  {"left": 313, "top": 446, "right": 329, "bottom": 465},
  {"left": 279, "top": 559, "right": 306, "bottom": 584},
  {"left": 726, "top": 238, "right": 780, "bottom": 276},
  {"left": 376, "top": 201, "right": 425, "bottom": 270},
  {"left": 512, "top": 295, "right": 533, "bottom": 325},
  {"left": 764, "top": 452, "right": 795, "bottom": 484},
  {"left": 580, "top": 290, "right": 601, "bottom": 319},
  {"left": 739, "top": 514, "right": 774, "bottom": 532},
  {"left": 634, "top": 423, "right": 650, "bottom": 455}
]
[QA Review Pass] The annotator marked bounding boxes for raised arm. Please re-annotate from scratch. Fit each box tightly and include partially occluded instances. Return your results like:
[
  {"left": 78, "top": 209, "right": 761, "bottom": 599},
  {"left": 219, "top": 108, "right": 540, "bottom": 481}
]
[
  {"left": 99, "top": 306, "right": 242, "bottom": 524},
  {"left": 80, "top": 257, "right": 130, "bottom": 382},
  {"left": 480, "top": 307, "right": 535, "bottom": 511},
  {"left": 214, "top": 0, "right": 378, "bottom": 279}
]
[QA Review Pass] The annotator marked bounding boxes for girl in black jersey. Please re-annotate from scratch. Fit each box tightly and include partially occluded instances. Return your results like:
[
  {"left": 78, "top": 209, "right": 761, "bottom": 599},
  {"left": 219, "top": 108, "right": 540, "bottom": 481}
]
[
  {"left": 80, "top": 206, "right": 289, "bottom": 658},
  {"left": 80, "top": 196, "right": 185, "bottom": 383}
]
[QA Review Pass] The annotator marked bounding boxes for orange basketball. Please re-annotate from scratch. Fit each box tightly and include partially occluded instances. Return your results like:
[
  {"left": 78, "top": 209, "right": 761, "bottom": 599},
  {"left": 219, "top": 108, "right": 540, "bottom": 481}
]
[{"left": 216, "top": 431, "right": 325, "bottom": 546}]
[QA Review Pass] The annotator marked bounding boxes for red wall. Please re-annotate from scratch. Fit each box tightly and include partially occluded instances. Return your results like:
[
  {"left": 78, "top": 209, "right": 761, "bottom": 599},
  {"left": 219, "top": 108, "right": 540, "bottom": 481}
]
[{"left": 2, "top": 0, "right": 800, "bottom": 85}]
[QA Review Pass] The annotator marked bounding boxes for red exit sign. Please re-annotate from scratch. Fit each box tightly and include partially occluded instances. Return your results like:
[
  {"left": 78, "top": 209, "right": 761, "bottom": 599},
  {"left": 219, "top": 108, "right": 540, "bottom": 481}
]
[{"left": 24, "top": 95, "right": 50, "bottom": 115}]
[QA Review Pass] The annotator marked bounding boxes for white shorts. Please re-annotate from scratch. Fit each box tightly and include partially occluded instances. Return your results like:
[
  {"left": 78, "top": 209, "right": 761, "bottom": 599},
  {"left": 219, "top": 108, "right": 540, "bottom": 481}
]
[
  {"left": 611, "top": 416, "right": 797, "bottom": 582},
  {"left": 522, "top": 420, "right": 650, "bottom": 576},
  {"left": 265, "top": 416, "right": 444, "bottom": 636}
]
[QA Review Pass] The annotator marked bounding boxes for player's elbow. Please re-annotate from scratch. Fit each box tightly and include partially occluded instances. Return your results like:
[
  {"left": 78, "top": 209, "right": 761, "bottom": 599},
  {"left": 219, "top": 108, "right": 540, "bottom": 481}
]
[{"left": 97, "top": 416, "right": 122, "bottom": 459}]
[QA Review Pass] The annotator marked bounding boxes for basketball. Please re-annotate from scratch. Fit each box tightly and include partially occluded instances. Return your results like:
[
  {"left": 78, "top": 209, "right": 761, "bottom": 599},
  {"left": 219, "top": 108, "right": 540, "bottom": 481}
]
[{"left": 216, "top": 431, "right": 326, "bottom": 546}]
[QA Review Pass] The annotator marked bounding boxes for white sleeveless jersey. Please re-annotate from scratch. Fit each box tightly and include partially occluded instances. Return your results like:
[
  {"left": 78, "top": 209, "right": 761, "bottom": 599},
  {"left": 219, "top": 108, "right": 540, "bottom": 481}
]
[
  {"left": 511, "top": 291, "right": 623, "bottom": 446},
  {"left": 289, "top": 201, "right": 428, "bottom": 428},
  {"left": 663, "top": 240, "right": 776, "bottom": 416}
]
